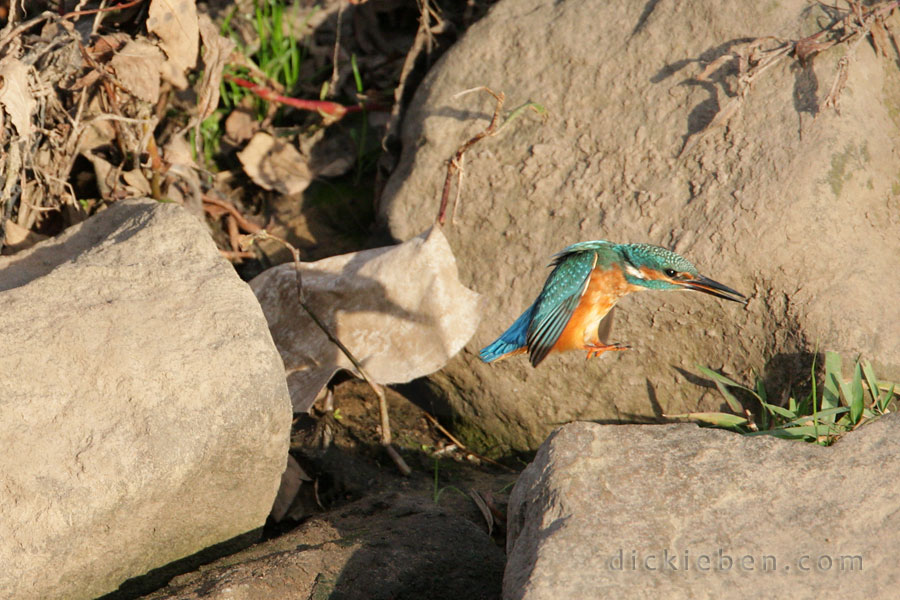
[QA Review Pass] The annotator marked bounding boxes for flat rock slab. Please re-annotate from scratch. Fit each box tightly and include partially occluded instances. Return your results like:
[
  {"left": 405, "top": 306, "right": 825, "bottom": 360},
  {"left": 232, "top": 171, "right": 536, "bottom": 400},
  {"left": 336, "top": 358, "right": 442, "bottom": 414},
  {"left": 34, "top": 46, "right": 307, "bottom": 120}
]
[
  {"left": 145, "top": 492, "right": 505, "bottom": 600},
  {"left": 250, "top": 227, "right": 481, "bottom": 413},
  {"left": 505, "top": 417, "right": 900, "bottom": 599},
  {"left": 379, "top": 0, "right": 900, "bottom": 452},
  {"left": 0, "top": 200, "right": 292, "bottom": 599}
]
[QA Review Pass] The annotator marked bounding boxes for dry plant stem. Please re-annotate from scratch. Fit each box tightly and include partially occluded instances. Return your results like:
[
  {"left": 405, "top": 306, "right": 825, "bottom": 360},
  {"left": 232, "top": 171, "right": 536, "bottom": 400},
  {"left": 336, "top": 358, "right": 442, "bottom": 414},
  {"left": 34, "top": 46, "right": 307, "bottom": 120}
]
[
  {"left": 242, "top": 230, "right": 412, "bottom": 476},
  {"left": 683, "top": 0, "right": 900, "bottom": 155},
  {"left": 223, "top": 74, "right": 384, "bottom": 119},
  {"left": 329, "top": 1, "right": 345, "bottom": 97},
  {"left": 437, "top": 87, "right": 505, "bottom": 225},
  {"left": 0, "top": 12, "right": 54, "bottom": 53},
  {"left": 219, "top": 249, "right": 255, "bottom": 260},
  {"left": 421, "top": 411, "right": 516, "bottom": 473},
  {"left": 203, "top": 194, "right": 263, "bottom": 234},
  {"left": 63, "top": 0, "right": 145, "bottom": 20}
]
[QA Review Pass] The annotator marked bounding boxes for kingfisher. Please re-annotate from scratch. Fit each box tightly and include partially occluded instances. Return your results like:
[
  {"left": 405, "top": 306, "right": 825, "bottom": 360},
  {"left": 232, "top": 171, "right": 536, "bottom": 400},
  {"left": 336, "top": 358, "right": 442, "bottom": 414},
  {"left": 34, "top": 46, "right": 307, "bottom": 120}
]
[{"left": 479, "top": 241, "right": 747, "bottom": 367}]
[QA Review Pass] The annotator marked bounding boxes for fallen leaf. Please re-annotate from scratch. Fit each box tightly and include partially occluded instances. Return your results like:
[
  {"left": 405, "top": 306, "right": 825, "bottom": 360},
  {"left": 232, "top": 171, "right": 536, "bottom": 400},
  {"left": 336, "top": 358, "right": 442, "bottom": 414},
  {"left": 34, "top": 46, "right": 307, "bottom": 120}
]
[
  {"left": 121, "top": 169, "right": 152, "bottom": 196},
  {"left": 163, "top": 134, "right": 203, "bottom": 215},
  {"left": 1, "top": 220, "right": 48, "bottom": 254},
  {"left": 237, "top": 132, "right": 312, "bottom": 195},
  {"left": 301, "top": 128, "right": 356, "bottom": 178},
  {"left": 0, "top": 57, "right": 35, "bottom": 139},
  {"left": 469, "top": 489, "right": 494, "bottom": 537},
  {"left": 224, "top": 106, "right": 259, "bottom": 144},
  {"left": 269, "top": 455, "right": 312, "bottom": 522},
  {"left": 250, "top": 227, "right": 483, "bottom": 412},
  {"left": 196, "top": 13, "right": 235, "bottom": 122},
  {"left": 109, "top": 39, "right": 164, "bottom": 103},
  {"left": 147, "top": 0, "right": 199, "bottom": 89}
]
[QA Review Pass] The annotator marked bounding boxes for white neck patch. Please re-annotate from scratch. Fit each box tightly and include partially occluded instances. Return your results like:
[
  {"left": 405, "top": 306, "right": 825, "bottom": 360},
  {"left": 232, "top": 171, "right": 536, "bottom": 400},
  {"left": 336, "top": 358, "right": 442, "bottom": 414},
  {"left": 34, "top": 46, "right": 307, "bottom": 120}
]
[{"left": 625, "top": 264, "right": 645, "bottom": 279}]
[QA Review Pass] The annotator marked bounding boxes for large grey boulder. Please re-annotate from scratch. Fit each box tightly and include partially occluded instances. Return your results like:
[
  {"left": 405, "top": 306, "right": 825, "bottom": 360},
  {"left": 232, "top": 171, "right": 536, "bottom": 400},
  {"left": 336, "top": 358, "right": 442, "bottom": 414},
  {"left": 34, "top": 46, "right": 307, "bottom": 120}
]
[
  {"left": 0, "top": 200, "right": 292, "bottom": 600},
  {"left": 505, "top": 417, "right": 900, "bottom": 599},
  {"left": 379, "top": 0, "right": 900, "bottom": 452}
]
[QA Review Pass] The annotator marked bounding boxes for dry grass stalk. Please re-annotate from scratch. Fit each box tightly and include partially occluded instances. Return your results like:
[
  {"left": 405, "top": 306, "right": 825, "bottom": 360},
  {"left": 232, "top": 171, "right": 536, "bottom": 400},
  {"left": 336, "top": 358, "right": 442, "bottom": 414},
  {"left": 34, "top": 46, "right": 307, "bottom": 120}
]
[{"left": 682, "top": 0, "right": 900, "bottom": 156}]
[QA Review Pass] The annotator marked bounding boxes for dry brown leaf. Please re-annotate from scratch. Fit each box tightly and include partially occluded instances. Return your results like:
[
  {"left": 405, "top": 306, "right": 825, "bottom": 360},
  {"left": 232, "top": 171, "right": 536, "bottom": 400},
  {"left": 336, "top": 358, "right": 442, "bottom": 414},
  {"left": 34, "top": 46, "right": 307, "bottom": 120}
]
[
  {"left": 224, "top": 106, "right": 259, "bottom": 144},
  {"left": 794, "top": 37, "right": 836, "bottom": 64},
  {"left": 87, "top": 33, "right": 130, "bottom": 60},
  {"left": 121, "top": 169, "right": 152, "bottom": 196},
  {"left": 1, "top": 220, "right": 48, "bottom": 254},
  {"left": 469, "top": 489, "right": 494, "bottom": 537},
  {"left": 250, "top": 227, "right": 482, "bottom": 413},
  {"left": 269, "top": 455, "right": 311, "bottom": 522},
  {"left": 0, "top": 57, "right": 35, "bottom": 139},
  {"left": 163, "top": 133, "right": 195, "bottom": 167},
  {"left": 68, "top": 69, "right": 102, "bottom": 92},
  {"left": 109, "top": 39, "right": 164, "bottom": 103},
  {"left": 237, "top": 132, "right": 312, "bottom": 195},
  {"left": 196, "top": 13, "right": 236, "bottom": 122},
  {"left": 301, "top": 128, "right": 356, "bottom": 178},
  {"left": 85, "top": 153, "right": 148, "bottom": 200},
  {"left": 147, "top": 0, "right": 199, "bottom": 89}
]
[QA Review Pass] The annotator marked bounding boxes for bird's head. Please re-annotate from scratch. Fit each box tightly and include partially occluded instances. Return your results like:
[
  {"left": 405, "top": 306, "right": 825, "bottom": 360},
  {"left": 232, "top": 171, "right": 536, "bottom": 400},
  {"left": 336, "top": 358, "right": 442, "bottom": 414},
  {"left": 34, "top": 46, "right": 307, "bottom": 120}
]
[{"left": 617, "top": 243, "right": 747, "bottom": 303}]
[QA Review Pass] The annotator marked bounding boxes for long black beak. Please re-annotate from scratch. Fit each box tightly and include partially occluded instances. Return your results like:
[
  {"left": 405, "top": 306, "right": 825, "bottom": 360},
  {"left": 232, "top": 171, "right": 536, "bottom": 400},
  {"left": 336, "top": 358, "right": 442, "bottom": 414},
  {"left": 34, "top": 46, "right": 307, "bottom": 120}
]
[{"left": 680, "top": 275, "right": 747, "bottom": 304}]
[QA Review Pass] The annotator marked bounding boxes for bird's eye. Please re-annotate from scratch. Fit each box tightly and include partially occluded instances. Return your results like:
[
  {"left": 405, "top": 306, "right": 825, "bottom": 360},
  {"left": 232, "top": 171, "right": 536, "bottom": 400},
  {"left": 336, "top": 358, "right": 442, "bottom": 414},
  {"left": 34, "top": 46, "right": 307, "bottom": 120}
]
[{"left": 664, "top": 269, "right": 677, "bottom": 277}]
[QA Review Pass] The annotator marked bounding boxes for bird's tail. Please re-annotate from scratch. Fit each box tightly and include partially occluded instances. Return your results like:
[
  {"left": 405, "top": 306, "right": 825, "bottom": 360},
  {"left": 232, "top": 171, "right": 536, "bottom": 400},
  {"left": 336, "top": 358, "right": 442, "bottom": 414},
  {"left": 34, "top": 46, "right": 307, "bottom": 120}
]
[{"left": 479, "top": 303, "right": 536, "bottom": 363}]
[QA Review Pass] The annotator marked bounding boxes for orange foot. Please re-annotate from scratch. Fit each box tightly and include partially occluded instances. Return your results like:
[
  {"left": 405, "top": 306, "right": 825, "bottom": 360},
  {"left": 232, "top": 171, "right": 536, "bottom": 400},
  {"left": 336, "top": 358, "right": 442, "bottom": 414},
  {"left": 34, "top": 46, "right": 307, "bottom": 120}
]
[{"left": 584, "top": 342, "right": 630, "bottom": 360}]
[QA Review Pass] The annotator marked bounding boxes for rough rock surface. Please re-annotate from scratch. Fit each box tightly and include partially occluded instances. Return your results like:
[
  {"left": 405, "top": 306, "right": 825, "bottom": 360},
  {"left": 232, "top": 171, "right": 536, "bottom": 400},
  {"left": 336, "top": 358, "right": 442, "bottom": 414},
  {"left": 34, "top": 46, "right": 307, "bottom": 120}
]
[
  {"left": 505, "top": 417, "right": 900, "bottom": 599},
  {"left": 0, "top": 200, "right": 292, "bottom": 600},
  {"left": 251, "top": 227, "right": 481, "bottom": 413},
  {"left": 146, "top": 492, "right": 505, "bottom": 600},
  {"left": 379, "top": 0, "right": 900, "bottom": 451}
]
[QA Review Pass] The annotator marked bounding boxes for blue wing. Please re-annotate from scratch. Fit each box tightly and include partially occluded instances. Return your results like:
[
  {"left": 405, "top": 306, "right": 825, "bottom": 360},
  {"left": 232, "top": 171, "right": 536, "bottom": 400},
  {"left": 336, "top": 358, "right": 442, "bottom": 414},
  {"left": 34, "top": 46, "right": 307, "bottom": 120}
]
[{"left": 526, "top": 250, "right": 598, "bottom": 366}]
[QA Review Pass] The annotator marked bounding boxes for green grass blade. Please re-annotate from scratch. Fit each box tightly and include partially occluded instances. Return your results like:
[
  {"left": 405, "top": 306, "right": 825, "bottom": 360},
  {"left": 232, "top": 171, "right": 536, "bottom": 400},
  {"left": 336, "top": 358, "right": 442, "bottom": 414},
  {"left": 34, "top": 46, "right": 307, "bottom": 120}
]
[
  {"left": 850, "top": 360, "right": 864, "bottom": 424},
  {"left": 782, "top": 406, "right": 848, "bottom": 427},
  {"left": 823, "top": 351, "right": 842, "bottom": 410},
  {"left": 747, "top": 426, "right": 819, "bottom": 441},
  {"left": 880, "top": 384, "right": 896, "bottom": 412},
  {"left": 862, "top": 360, "right": 880, "bottom": 405},
  {"left": 696, "top": 366, "right": 748, "bottom": 413},
  {"left": 351, "top": 53, "right": 363, "bottom": 94},
  {"left": 765, "top": 403, "right": 798, "bottom": 420},
  {"left": 666, "top": 412, "right": 749, "bottom": 428}
]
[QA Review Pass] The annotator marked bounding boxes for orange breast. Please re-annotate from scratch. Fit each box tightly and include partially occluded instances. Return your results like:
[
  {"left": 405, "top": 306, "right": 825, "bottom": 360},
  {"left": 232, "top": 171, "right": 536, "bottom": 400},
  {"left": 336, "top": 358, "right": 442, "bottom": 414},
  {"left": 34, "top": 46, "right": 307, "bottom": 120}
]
[{"left": 551, "top": 265, "right": 641, "bottom": 353}]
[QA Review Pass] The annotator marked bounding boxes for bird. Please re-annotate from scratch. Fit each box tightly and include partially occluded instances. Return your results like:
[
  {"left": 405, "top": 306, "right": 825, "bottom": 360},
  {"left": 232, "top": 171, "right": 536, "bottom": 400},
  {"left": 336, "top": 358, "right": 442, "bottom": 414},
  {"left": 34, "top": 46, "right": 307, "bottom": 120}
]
[{"left": 479, "top": 241, "right": 746, "bottom": 367}]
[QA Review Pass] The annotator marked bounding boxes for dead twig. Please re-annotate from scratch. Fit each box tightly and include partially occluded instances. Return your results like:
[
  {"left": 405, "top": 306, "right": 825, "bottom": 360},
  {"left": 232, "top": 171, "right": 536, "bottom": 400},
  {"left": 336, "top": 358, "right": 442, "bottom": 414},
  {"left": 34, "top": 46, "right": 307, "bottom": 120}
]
[
  {"left": 202, "top": 193, "right": 264, "bottom": 235},
  {"left": 240, "top": 230, "right": 412, "bottom": 476},
  {"left": 682, "top": 0, "right": 900, "bottom": 156},
  {"left": 421, "top": 411, "right": 516, "bottom": 473},
  {"left": 224, "top": 74, "right": 387, "bottom": 121},
  {"left": 61, "top": 0, "right": 146, "bottom": 20},
  {"left": 437, "top": 87, "right": 544, "bottom": 225}
]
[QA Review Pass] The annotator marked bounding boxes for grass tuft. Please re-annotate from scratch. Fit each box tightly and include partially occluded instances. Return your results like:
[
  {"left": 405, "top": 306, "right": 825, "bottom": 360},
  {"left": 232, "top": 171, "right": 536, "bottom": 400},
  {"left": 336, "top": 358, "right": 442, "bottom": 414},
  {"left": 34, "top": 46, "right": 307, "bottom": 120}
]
[{"left": 669, "top": 352, "right": 898, "bottom": 445}]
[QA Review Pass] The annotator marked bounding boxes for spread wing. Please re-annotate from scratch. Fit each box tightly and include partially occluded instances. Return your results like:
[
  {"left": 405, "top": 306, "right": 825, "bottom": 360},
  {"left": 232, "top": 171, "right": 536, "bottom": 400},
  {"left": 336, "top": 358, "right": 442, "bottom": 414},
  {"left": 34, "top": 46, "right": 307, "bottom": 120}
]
[{"left": 526, "top": 250, "right": 597, "bottom": 367}]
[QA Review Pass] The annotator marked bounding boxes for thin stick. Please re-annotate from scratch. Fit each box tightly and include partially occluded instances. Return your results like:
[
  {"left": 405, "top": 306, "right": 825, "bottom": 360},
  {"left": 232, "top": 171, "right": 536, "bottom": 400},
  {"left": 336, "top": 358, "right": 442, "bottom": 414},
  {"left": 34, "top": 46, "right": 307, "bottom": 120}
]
[
  {"left": 436, "top": 88, "right": 544, "bottom": 224},
  {"left": 224, "top": 74, "right": 386, "bottom": 119},
  {"left": 62, "top": 0, "right": 145, "bottom": 19},
  {"left": 329, "top": 0, "right": 345, "bottom": 97},
  {"left": 421, "top": 411, "right": 516, "bottom": 472},
  {"left": 241, "top": 230, "right": 412, "bottom": 476}
]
